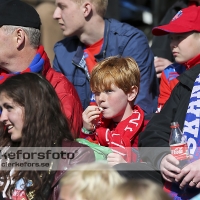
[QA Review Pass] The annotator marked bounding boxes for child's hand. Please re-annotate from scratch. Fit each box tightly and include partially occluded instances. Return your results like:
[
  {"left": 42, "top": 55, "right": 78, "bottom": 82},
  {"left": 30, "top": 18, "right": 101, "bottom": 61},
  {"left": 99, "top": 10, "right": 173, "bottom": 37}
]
[
  {"left": 107, "top": 153, "right": 127, "bottom": 166},
  {"left": 82, "top": 106, "right": 102, "bottom": 131}
]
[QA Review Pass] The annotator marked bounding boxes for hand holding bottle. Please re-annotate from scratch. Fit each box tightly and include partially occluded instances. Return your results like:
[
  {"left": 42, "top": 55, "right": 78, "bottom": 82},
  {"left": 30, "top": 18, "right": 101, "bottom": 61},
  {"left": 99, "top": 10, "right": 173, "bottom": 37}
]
[{"left": 160, "top": 154, "right": 181, "bottom": 182}]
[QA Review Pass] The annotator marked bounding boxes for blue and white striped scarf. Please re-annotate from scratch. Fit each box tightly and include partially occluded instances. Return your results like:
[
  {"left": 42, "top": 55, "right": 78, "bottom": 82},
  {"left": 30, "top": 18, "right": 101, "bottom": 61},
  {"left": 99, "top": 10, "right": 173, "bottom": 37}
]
[{"left": 167, "top": 74, "right": 200, "bottom": 200}]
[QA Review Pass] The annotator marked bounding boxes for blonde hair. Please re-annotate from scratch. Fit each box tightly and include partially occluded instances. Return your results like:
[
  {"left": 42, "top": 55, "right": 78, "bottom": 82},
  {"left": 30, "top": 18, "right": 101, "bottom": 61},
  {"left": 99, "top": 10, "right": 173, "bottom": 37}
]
[
  {"left": 90, "top": 56, "right": 140, "bottom": 94},
  {"left": 59, "top": 162, "right": 126, "bottom": 200},
  {"left": 108, "top": 179, "right": 172, "bottom": 200},
  {"left": 74, "top": 0, "right": 108, "bottom": 17}
]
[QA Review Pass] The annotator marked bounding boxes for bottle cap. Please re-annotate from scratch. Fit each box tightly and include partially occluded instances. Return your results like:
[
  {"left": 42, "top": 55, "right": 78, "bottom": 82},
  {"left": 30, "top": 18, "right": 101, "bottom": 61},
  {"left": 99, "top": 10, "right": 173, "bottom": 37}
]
[{"left": 170, "top": 122, "right": 179, "bottom": 128}]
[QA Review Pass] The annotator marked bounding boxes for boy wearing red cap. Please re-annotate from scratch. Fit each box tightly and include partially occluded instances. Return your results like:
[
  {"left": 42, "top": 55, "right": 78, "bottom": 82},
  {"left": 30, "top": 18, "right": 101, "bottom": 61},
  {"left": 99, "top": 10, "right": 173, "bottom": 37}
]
[
  {"left": 153, "top": 5, "right": 200, "bottom": 112},
  {"left": 152, "top": 0, "right": 200, "bottom": 79},
  {"left": 140, "top": 5, "right": 200, "bottom": 199}
]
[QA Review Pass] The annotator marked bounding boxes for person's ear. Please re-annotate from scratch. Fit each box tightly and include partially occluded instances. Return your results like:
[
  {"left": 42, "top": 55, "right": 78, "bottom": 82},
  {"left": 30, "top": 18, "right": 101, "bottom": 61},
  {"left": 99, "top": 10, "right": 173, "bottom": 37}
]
[
  {"left": 127, "top": 86, "right": 138, "bottom": 101},
  {"left": 15, "top": 28, "right": 26, "bottom": 49},
  {"left": 82, "top": 2, "right": 92, "bottom": 17}
]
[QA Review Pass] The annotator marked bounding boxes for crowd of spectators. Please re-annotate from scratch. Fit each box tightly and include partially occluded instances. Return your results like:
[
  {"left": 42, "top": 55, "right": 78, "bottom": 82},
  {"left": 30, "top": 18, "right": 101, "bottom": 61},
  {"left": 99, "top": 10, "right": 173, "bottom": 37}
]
[{"left": 0, "top": 0, "right": 200, "bottom": 200}]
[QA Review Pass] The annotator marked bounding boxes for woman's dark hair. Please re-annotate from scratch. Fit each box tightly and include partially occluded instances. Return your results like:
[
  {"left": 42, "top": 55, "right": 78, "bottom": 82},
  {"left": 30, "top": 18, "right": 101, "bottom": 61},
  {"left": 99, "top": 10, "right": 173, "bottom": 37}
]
[{"left": 0, "top": 73, "right": 74, "bottom": 199}]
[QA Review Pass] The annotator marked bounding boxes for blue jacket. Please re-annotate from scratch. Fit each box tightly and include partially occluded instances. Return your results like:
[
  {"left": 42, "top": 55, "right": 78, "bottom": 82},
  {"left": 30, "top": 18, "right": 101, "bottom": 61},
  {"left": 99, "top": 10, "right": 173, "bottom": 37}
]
[{"left": 53, "top": 18, "right": 158, "bottom": 114}]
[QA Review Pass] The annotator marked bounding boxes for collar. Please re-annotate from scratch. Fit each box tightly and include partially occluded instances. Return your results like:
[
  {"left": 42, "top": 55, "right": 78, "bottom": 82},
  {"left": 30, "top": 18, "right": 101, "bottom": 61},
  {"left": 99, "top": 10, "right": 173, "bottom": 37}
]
[
  {"left": 177, "top": 64, "right": 200, "bottom": 90},
  {"left": 72, "top": 19, "right": 109, "bottom": 68},
  {"left": 95, "top": 18, "right": 110, "bottom": 60},
  {"left": 183, "top": 54, "right": 200, "bottom": 69}
]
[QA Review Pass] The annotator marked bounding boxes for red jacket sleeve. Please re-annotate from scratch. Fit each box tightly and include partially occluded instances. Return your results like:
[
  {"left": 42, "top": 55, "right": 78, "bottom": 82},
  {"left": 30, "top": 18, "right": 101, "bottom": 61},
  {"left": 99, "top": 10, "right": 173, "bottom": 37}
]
[
  {"left": 45, "top": 68, "right": 83, "bottom": 139},
  {"left": 158, "top": 71, "right": 172, "bottom": 111}
]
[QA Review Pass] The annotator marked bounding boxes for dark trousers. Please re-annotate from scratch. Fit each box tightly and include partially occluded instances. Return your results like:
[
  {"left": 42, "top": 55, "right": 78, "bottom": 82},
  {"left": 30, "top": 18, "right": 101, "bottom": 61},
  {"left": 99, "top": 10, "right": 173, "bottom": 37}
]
[{"left": 114, "top": 163, "right": 164, "bottom": 186}]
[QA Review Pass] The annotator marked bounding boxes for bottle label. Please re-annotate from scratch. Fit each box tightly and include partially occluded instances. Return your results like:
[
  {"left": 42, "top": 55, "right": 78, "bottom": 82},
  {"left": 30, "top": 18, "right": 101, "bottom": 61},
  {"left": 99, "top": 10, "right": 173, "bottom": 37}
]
[{"left": 170, "top": 143, "right": 189, "bottom": 160}]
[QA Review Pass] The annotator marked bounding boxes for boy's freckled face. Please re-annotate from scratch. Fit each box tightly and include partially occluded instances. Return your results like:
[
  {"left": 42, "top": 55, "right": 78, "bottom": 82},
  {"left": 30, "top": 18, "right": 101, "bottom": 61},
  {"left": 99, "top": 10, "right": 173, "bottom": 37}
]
[
  {"left": 170, "top": 32, "right": 200, "bottom": 63},
  {"left": 95, "top": 84, "right": 132, "bottom": 122}
]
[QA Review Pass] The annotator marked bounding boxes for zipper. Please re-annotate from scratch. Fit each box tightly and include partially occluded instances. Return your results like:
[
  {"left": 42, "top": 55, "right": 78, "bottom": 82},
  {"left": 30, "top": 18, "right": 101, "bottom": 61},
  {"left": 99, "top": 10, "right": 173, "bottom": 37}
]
[
  {"left": 72, "top": 60, "right": 90, "bottom": 80},
  {"left": 102, "top": 20, "right": 110, "bottom": 59}
]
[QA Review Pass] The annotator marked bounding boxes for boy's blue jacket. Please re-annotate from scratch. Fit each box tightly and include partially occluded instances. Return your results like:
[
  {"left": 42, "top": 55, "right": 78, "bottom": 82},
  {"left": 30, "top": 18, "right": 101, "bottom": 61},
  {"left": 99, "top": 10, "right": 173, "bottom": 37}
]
[{"left": 53, "top": 18, "right": 159, "bottom": 115}]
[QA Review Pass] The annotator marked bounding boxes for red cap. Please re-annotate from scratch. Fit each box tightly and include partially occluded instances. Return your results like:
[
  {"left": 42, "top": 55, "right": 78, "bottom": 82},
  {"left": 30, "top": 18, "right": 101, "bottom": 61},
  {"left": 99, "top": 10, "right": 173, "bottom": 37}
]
[{"left": 152, "top": 5, "right": 200, "bottom": 36}]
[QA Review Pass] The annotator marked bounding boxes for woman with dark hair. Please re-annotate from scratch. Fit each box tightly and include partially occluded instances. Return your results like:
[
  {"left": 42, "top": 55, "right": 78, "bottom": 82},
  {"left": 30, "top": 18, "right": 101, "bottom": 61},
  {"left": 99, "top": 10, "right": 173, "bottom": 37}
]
[{"left": 0, "top": 73, "right": 95, "bottom": 200}]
